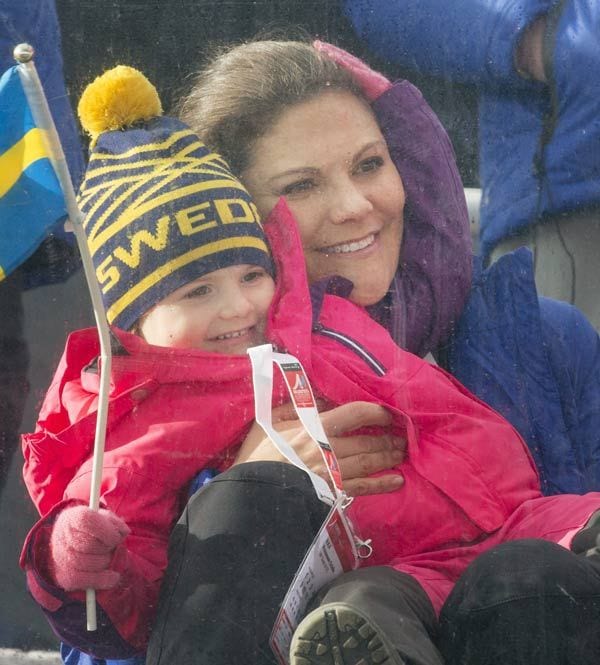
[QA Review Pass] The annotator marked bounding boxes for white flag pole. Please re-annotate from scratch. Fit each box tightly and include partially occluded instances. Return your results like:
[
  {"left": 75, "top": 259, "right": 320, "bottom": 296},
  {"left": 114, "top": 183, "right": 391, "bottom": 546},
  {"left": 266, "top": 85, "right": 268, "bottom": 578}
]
[{"left": 14, "top": 43, "right": 111, "bottom": 631}]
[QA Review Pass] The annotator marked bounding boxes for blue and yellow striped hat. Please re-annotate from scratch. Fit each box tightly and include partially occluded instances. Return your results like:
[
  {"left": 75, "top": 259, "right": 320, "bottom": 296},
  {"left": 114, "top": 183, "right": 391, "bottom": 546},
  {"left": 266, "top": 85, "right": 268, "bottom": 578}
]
[{"left": 77, "top": 66, "right": 272, "bottom": 330}]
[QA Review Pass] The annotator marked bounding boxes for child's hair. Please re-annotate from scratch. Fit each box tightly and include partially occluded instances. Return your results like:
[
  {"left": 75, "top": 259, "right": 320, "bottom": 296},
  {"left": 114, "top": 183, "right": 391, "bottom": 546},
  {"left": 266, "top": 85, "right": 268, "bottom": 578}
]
[
  {"left": 76, "top": 65, "right": 273, "bottom": 332},
  {"left": 178, "top": 40, "right": 368, "bottom": 174}
]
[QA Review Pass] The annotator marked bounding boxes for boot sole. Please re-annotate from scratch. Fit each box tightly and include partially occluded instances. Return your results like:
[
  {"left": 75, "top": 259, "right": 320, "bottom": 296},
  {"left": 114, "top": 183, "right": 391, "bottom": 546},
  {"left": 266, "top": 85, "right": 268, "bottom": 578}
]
[{"left": 289, "top": 602, "right": 403, "bottom": 665}]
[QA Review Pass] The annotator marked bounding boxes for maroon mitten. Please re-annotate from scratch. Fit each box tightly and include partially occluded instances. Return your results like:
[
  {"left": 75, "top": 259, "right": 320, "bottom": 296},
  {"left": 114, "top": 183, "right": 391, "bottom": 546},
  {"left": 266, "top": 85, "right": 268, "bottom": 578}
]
[
  {"left": 49, "top": 505, "right": 130, "bottom": 591},
  {"left": 313, "top": 40, "right": 392, "bottom": 101}
]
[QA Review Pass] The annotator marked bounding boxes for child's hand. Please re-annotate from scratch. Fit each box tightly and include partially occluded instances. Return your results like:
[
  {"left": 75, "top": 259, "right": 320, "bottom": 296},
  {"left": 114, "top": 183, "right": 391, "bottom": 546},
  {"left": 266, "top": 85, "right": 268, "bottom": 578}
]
[
  {"left": 313, "top": 40, "right": 392, "bottom": 101},
  {"left": 233, "top": 402, "right": 406, "bottom": 496},
  {"left": 49, "top": 505, "right": 130, "bottom": 591}
]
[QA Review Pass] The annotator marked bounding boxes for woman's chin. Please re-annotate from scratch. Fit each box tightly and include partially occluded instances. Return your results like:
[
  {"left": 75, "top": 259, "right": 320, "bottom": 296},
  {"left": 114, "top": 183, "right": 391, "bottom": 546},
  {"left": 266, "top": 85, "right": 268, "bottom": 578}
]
[{"left": 347, "top": 283, "right": 390, "bottom": 307}]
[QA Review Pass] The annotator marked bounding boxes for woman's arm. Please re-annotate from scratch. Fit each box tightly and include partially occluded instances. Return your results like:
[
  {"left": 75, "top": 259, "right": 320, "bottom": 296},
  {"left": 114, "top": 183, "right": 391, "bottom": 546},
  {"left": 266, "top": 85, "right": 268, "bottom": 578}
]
[{"left": 233, "top": 401, "right": 406, "bottom": 496}]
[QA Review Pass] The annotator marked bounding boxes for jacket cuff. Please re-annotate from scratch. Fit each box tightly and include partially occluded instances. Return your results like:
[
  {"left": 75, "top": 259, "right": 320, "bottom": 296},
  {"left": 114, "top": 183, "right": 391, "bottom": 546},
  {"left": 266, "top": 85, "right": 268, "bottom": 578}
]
[
  {"left": 486, "top": 0, "right": 556, "bottom": 83},
  {"left": 20, "top": 499, "right": 86, "bottom": 611}
]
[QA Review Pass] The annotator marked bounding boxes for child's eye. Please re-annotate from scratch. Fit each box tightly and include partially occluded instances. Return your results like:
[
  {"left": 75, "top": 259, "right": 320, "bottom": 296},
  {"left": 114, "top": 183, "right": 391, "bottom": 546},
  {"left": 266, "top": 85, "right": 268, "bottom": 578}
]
[
  {"left": 355, "top": 156, "right": 384, "bottom": 175},
  {"left": 183, "top": 284, "right": 211, "bottom": 299},
  {"left": 242, "top": 269, "right": 268, "bottom": 283},
  {"left": 281, "top": 178, "right": 316, "bottom": 197}
]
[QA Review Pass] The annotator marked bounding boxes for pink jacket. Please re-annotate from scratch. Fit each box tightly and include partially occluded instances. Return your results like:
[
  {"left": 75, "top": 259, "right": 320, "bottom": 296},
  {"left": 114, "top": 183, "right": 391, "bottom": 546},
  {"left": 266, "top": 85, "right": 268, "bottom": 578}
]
[{"left": 21, "top": 201, "right": 600, "bottom": 653}]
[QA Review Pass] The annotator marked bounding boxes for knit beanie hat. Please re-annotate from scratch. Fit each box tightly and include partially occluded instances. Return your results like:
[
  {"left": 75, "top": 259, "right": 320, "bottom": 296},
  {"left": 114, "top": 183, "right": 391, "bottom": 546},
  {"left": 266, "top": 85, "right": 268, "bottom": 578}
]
[{"left": 77, "top": 65, "right": 273, "bottom": 331}]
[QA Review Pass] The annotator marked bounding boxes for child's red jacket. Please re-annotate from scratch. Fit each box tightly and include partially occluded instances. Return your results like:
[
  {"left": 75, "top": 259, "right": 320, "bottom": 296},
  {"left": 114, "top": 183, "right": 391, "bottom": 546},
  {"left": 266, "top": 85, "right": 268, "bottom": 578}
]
[{"left": 20, "top": 201, "right": 600, "bottom": 657}]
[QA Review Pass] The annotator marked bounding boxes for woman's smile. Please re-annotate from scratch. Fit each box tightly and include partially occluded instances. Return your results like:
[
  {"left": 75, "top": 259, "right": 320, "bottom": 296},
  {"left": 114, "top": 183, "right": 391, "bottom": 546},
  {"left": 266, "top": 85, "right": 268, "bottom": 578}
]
[{"left": 317, "top": 232, "right": 377, "bottom": 255}]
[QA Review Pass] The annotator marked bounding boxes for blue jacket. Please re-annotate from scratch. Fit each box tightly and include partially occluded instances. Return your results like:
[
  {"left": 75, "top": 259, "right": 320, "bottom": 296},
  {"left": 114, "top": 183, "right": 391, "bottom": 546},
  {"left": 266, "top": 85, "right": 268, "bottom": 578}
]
[
  {"left": 445, "top": 249, "right": 600, "bottom": 496},
  {"left": 344, "top": 0, "right": 600, "bottom": 258}
]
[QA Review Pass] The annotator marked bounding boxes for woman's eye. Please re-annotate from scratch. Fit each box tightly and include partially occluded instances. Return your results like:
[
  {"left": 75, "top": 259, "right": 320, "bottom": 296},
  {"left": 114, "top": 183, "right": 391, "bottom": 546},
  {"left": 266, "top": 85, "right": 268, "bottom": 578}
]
[
  {"left": 281, "top": 179, "right": 316, "bottom": 196},
  {"left": 355, "top": 156, "right": 384, "bottom": 174}
]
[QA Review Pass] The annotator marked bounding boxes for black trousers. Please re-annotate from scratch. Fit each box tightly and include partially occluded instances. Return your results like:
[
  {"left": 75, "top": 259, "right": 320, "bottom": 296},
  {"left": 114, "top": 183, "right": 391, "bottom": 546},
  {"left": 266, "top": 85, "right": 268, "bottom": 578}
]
[
  {"left": 147, "top": 463, "right": 600, "bottom": 665},
  {"left": 147, "top": 462, "right": 330, "bottom": 664},
  {"left": 439, "top": 539, "right": 600, "bottom": 664}
]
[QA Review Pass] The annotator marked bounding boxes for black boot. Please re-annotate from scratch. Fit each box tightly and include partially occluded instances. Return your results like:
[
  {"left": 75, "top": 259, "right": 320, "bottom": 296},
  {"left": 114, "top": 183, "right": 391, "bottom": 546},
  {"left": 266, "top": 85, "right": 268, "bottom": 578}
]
[
  {"left": 290, "top": 567, "right": 443, "bottom": 665},
  {"left": 291, "top": 601, "right": 406, "bottom": 665},
  {"left": 571, "top": 509, "right": 600, "bottom": 557}
]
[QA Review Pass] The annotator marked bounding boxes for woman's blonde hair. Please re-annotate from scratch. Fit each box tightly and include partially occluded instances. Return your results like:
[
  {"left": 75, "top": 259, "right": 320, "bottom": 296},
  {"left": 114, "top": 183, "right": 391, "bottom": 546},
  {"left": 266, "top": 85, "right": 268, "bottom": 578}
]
[{"left": 179, "top": 40, "right": 366, "bottom": 174}]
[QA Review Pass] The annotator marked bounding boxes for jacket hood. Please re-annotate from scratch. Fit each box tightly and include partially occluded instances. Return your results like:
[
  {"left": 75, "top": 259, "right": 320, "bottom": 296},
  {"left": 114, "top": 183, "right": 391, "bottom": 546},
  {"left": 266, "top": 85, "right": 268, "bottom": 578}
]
[{"left": 371, "top": 81, "right": 472, "bottom": 357}]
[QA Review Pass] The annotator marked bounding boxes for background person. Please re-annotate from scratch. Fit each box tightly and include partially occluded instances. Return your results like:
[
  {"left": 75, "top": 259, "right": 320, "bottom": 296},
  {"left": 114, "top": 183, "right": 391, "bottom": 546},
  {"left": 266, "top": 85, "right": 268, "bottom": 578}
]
[
  {"left": 0, "top": 1, "right": 86, "bottom": 651},
  {"left": 0, "top": 0, "right": 84, "bottom": 499}
]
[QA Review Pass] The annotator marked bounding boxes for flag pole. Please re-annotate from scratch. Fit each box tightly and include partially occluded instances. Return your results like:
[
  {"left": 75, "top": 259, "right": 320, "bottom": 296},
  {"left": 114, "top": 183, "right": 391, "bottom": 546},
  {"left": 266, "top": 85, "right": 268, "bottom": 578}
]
[{"left": 14, "top": 43, "right": 110, "bottom": 631}]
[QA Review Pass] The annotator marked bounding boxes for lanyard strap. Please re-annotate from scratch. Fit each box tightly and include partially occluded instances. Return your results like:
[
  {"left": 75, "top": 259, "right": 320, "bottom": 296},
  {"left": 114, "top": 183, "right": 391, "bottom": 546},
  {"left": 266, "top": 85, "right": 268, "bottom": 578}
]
[{"left": 248, "top": 344, "right": 344, "bottom": 505}]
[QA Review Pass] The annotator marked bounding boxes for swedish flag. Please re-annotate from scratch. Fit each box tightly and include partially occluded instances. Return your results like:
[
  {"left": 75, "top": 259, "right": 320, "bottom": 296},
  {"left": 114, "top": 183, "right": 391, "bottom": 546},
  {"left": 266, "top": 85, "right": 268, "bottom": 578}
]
[{"left": 0, "top": 65, "right": 67, "bottom": 281}]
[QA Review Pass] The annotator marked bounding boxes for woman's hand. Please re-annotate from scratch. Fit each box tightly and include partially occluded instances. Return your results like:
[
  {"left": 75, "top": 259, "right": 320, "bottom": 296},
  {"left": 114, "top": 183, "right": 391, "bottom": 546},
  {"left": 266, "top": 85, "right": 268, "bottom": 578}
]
[
  {"left": 233, "top": 401, "right": 406, "bottom": 496},
  {"left": 313, "top": 40, "right": 392, "bottom": 101}
]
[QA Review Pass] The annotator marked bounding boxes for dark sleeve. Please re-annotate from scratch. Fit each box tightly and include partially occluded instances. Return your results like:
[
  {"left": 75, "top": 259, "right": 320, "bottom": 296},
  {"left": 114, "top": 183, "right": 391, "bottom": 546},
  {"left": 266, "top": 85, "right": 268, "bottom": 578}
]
[{"left": 342, "top": 0, "right": 554, "bottom": 85}]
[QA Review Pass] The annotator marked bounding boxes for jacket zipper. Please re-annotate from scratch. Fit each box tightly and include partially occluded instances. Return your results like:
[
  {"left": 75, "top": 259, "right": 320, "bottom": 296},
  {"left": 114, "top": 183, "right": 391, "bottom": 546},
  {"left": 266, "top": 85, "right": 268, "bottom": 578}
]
[{"left": 313, "top": 323, "right": 386, "bottom": 376}]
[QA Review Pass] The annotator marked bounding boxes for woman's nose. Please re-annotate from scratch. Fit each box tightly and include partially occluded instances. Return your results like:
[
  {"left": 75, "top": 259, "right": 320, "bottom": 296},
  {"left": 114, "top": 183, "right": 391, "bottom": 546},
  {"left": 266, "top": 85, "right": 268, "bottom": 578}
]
[{"left": 328, "top": 179, "right": 373, "bottom": 225}]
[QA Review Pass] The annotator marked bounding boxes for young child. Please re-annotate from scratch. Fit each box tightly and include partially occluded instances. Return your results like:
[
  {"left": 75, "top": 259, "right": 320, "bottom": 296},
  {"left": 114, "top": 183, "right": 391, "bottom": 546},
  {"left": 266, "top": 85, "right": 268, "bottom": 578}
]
[{"left": 20, "top": 66, "right": 600, "bottom": 662}]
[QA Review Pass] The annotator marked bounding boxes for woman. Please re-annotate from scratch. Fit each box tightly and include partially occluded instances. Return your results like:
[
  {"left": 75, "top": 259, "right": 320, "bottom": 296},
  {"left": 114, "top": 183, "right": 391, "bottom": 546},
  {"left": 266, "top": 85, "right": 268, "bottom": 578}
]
[{"left": 147, "top": 39, "right": 600, "bottom": 665}]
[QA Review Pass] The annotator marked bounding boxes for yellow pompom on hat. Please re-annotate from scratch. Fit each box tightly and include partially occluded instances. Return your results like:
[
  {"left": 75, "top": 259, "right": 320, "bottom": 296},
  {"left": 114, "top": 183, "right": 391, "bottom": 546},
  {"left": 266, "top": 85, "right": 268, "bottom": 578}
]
[
  {"left": 78, "top": 65, "right": 162, "bottom": 146},
  {"left": 77, "top": 66, "right": 272, "bottom": 331}
]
